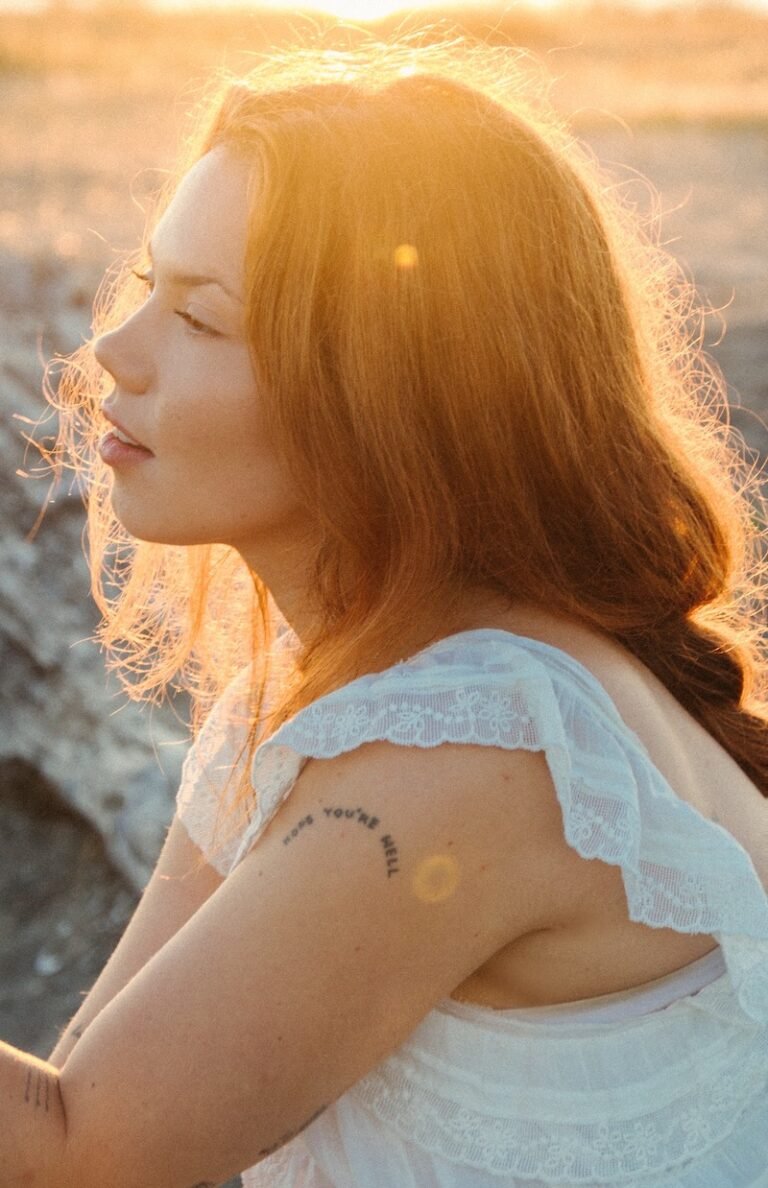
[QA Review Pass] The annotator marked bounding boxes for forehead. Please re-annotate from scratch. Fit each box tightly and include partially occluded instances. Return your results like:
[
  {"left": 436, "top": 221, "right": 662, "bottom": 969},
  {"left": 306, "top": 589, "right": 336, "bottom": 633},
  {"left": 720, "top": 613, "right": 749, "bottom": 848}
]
[{"left": 151, "top": 148, "right": 253, "bottom": 292}]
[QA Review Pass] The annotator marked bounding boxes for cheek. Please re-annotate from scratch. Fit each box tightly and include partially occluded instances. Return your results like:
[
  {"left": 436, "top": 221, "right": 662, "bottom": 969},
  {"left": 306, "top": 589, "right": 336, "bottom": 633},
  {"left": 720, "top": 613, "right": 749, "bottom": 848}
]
[
  {"left": 160, "top": 356, "right": 262, "bottom": 455},
  {"left": 168, "top": 398, "right": 298, "bottom": 519},
  {"left": 133, "top": 358, "right": 305, "bottom": 539}
]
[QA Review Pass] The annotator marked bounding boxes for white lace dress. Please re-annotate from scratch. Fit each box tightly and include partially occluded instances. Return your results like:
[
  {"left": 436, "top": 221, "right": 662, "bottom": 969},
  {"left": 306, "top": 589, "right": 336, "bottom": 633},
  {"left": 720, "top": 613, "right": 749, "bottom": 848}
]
[{"left": 176, "top": 629, "right": 768, "bottom": 1187}]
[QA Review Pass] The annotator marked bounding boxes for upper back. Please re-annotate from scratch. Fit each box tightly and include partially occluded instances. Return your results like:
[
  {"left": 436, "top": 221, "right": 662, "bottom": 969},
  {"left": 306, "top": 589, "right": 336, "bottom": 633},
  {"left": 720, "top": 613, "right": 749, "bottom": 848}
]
[
  {"left": 442, "top": 605, "right": 768, "bottom": 1008},
  {"left": 511, "top": 608, "right": 768, "bottom": 888}
]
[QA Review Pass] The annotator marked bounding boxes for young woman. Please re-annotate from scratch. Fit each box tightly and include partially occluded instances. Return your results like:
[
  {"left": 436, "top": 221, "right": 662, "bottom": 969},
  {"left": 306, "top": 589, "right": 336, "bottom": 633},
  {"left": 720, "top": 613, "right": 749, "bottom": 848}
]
[{"left": 5, "top": 40, "right": 768, "bottom": 1188}]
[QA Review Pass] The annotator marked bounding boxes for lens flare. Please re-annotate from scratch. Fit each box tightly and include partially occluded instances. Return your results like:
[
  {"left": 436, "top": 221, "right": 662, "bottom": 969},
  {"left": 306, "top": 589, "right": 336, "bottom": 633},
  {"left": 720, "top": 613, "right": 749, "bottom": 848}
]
[
  {"left": 412, "top": 853, "right": 460, "bottom": 904},
  {"left": 394, "top": 243, "right": 419, "bottom": 270}
]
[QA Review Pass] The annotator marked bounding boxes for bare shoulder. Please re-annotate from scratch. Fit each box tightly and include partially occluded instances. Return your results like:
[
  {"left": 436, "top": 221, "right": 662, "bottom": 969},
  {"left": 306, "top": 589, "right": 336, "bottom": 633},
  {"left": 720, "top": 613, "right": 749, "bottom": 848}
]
[
  {"left": 57, "top": 736, "right": 571, "bottom": 1186},
  {"left": 259, "top": 737, "right": 576, "bottom": 942}
]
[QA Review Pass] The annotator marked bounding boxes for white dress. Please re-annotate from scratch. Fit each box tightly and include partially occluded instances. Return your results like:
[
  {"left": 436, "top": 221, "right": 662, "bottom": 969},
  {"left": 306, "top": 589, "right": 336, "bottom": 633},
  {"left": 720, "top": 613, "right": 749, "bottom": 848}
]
[{"left": 176, "top": 628, "right": 768, "bottom": 1187}]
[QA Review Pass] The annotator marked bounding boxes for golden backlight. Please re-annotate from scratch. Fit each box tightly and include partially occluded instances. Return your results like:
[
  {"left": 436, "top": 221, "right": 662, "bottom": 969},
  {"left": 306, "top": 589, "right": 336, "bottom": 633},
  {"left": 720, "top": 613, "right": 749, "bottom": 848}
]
[
  {"left": 287, "top": 0, "right": 427, "bottom": 16},
  {"left": 340, "top": 0, "right": 411, "bottom": 14},
  {"left": 249, "top": 0, "right": 558, "bottom": 21},
  {"left": 264, "top": 0, "right": 559, "bottom": 15}
]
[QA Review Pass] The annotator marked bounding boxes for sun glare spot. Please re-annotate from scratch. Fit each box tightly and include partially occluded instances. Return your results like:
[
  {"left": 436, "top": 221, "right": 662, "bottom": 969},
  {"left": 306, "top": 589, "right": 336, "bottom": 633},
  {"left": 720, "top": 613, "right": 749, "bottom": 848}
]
[
  {"left": 263, "top": 0, "right": 560, "bottom": 17},
  {"left": 311, "top": 0, "right": 412, "bottom": 18},
  {"left": 395, "top": 243, "right": 419, "bottom": 270},
  {"left": 413, "top": 854, "right": 460, "bottom": 904}
]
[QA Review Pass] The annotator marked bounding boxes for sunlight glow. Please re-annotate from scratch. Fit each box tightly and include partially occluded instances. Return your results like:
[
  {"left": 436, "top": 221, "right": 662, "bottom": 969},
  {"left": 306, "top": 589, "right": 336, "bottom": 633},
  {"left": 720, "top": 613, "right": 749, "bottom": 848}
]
[
  {"left": 294, "top": 0, "right": 422, "bottom": 17},
  {"left": 261, "top": 0, "right": 564, "bottom": 15},
  {"left": 394, "top": 243, "right": 419, "bottom": 270},
  {"left": 262, "top": 0, "right": 562, "bottom": 14}
]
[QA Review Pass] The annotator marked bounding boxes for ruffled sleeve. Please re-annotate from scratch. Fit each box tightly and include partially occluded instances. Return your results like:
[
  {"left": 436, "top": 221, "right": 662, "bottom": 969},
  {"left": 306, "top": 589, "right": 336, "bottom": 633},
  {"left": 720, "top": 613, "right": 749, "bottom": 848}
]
[
  {"left": 175, "top": 664, "right": 257, "bottom": 876},
  {"left": 230, "top": 629, "right": 768, "bottom": 1027}
]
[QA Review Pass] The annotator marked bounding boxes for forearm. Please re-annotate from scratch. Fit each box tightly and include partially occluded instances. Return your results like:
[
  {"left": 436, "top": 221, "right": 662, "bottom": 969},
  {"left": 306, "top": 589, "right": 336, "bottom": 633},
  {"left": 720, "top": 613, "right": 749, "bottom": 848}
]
[
  {"left": 1, "top": 1037, "right": 68, "bottom": 1187},
  {"left": 48, "top": 926, "right": 153, "bottom": 1069},
  {"left": 49, "top": 1012, "right": 89, "bottom": 1069}
]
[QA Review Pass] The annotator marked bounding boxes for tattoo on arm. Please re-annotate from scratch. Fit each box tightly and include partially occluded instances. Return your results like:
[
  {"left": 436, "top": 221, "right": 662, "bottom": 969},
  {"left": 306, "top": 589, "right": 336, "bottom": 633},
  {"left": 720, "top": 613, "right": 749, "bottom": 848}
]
[
  {"left": 256, "top": 1104, "right": 328, "bottom": 1159},
  {"left": 281, "top": 806, "right": 401, "bottom": 877},
  {"left": 23, "top": 1067, "right": 55, "bottom": 1113}
]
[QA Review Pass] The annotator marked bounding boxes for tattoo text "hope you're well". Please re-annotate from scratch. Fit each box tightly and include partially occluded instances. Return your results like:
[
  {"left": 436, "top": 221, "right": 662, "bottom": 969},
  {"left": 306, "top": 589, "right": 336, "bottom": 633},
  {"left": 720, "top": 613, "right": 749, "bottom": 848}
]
[{"left": 282, "top": 806, "right": 400, "bottom": 877}]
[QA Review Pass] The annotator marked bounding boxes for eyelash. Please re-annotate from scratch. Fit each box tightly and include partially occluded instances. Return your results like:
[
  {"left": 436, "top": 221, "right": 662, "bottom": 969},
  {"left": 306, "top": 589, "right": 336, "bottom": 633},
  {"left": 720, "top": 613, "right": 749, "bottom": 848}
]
[{"left": 130, "top": 268, "right": 220, "bottom": 338}]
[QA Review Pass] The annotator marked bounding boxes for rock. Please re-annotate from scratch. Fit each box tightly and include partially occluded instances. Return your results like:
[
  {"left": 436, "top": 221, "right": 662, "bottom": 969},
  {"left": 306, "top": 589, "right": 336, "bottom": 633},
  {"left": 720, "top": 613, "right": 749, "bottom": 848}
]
[
  {"left": 0, "top": 761, "right": 242, "bottom": 1185},
  {"left": 1, "top": 259, "right": 186, "bottom": 896},
  {"left": 0, "top": 756, "right": 137, "bottom": 1057}
]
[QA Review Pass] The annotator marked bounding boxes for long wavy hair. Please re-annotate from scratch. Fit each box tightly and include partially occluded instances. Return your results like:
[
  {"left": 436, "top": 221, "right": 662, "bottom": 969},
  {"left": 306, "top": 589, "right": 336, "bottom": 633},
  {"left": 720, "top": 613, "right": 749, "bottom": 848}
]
[{"left": 51, "top": 39, "right": 768, "bottom": 860}]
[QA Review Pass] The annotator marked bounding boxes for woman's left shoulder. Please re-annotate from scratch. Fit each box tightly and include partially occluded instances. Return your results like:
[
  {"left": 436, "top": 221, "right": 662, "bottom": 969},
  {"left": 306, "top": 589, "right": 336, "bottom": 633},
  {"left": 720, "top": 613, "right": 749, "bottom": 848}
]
[{"left": 57, "top": 703, "right": 564, "bottom": 1187}]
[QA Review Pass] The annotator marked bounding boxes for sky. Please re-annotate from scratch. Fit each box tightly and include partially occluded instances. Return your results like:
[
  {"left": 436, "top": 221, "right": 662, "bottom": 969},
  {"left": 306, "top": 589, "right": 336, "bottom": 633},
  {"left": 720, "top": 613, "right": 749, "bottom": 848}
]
[
  {"left": 4, "top": 0, "right": 768, "bottom": 10},
  {"left": 162, "top": 0, "right": 751, "bottom": 9},
  {"left": 169, "top": 0, "right": 763, "bottom": 8}
]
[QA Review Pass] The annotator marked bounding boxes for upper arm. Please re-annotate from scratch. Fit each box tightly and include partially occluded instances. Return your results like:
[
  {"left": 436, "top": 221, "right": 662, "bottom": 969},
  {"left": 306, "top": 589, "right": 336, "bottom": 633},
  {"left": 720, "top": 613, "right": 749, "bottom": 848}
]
[
  {"left": 49, "top": 814, "right": 223, "bottom": 1069},
  {"left": 58, "top": 741, "right": 561, "bottom": 1188}
]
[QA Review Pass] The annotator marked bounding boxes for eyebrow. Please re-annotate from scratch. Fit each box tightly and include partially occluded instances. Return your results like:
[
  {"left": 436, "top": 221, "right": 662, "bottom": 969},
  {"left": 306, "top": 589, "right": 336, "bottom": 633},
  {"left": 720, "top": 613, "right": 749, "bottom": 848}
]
[{"left": 147, "top": 242, "right": 244, "bottom": 304}]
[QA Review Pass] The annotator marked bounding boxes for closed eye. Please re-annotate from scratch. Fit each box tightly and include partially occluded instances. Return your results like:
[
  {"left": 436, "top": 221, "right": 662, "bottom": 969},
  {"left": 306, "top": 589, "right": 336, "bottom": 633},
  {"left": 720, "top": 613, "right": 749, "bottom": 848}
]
[
  {"left": 175, "top": 309, "right": 220, "bottom": 337},
  {"left": 131, "top": 267, "right": 153, "bottom": 290},
  {"left": 131, "top": 269, "right": 219, "bottom": 337}
]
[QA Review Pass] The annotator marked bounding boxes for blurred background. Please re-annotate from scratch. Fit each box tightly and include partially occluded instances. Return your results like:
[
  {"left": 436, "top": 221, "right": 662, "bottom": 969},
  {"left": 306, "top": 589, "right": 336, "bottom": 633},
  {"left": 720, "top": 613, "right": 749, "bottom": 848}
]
[{"left": 0, "top": 0, "right": 766, "bottom": 1160}]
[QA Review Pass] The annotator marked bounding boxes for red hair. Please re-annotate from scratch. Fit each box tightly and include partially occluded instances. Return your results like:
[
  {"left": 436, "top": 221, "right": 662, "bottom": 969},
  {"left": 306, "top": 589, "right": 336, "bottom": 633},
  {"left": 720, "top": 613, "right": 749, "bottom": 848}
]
[{"left": 51, "top": 40, "right": 768, "bottom": 861}]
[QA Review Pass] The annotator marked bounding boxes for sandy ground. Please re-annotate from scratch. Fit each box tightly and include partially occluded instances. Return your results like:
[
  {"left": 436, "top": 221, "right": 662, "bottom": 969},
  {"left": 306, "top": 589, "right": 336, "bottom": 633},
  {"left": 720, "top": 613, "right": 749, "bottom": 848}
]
[{"left": 0, "top": 14, "right": 766, "bottom": 1183}]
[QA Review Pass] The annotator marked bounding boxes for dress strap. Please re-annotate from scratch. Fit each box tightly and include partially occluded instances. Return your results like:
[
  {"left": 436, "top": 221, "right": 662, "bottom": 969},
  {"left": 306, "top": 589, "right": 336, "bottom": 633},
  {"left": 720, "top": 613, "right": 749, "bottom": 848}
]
[{"left": 447, "top": 945, "right": 728, "bottom": 1026}]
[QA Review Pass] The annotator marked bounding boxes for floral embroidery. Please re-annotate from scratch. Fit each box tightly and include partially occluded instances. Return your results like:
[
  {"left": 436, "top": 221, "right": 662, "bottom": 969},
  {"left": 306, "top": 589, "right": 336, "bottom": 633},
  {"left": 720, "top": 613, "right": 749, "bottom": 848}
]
[
  {"left": 176, "top": 632, "right": 768, "bottom": 1185},
  {"left": 348, "top": 1027, "right": 768, "bottom": 1178},
  {"left": 178, "top": 634, "right": 768, "bottom": 1026}
]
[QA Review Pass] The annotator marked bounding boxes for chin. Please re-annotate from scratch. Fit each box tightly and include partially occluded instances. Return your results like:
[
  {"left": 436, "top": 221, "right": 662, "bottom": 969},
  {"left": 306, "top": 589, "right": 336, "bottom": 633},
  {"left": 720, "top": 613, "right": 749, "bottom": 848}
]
[
  {"left": 110, "top": 505, "right": 201, "bottom": 546},
  {"left": 125, "top": 525, "right": 217, "bottom": 547},
  {"left": 109, "top": 490, "right": 206, "bottom": 546}
]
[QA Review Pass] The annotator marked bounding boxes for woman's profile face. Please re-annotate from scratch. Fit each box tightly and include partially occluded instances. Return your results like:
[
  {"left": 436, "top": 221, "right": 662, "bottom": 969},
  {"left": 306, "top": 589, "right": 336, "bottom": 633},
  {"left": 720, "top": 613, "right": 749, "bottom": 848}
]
[{"left": 95, "top": 148, "right": 308, "bottom": 556}]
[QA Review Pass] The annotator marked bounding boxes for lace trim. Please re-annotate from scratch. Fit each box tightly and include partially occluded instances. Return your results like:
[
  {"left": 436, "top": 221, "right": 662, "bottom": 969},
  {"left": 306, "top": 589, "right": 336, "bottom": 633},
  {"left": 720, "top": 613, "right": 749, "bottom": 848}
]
[
  {"left": 176, "top": 632, "right": 297, "bottom": 875},
  {"left": 241, "top": 1141, "right": 296, "bottom": 1186},
  {"left": 176, "top": 667, "right": 255, "bottom": 876},
  {"left": 240, "top": 1134, "right": 331, "bottom": 1188},
  {"left": 228, "top": 660, "right": 550, "bottom": 868},
  {"left": 348, "top": 1024, "right": 768, "bottom": 1180},
  {"left": 234, "top": 640, "right": 768, "bottom": 1023},
  {"left": 179, "top": 633, "right": 768, "bottom": 1025}
]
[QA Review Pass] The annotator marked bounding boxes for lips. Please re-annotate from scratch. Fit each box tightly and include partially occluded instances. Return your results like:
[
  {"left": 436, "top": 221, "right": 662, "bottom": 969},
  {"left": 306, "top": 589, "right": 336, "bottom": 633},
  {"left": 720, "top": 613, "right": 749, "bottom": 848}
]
[{"left": 101, "top": 405, "right": 152, "bottom": 453}]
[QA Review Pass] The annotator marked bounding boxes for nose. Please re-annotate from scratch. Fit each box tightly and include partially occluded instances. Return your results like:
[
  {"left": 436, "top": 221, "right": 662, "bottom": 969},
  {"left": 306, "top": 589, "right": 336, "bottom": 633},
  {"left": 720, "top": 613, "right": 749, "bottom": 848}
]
[{"left": 93, "top": 312, "right": 150, "bottom": 396}]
